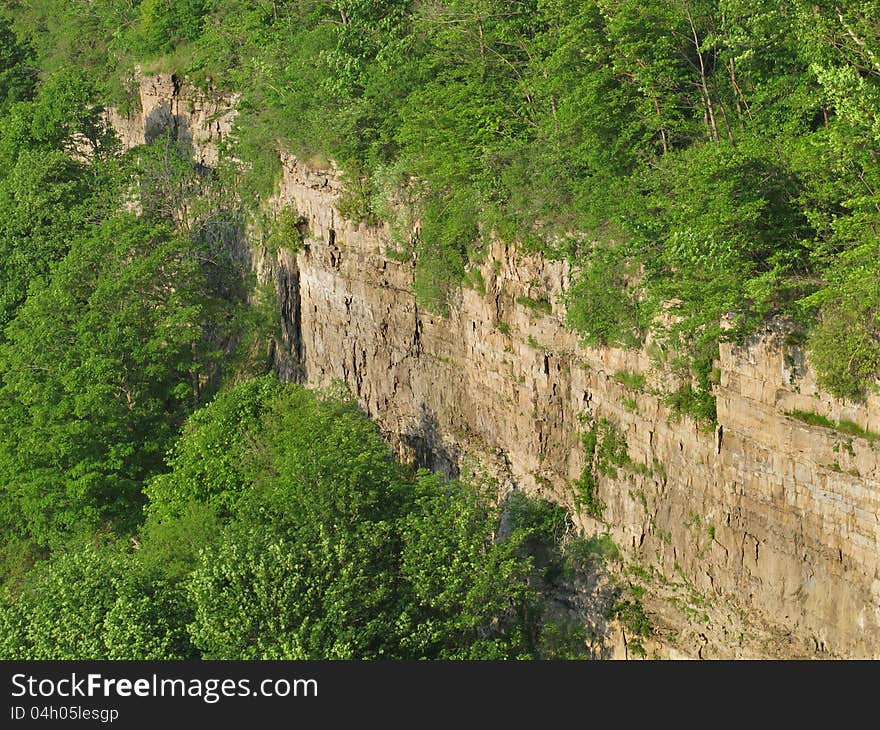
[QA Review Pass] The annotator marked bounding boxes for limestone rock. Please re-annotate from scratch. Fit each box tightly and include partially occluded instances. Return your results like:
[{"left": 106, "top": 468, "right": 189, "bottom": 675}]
[{"left": 110, "top": 77, "right": 880, "bottom": 660}]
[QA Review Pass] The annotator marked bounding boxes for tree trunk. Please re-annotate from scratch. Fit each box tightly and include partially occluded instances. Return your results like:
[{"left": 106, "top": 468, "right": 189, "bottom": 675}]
[{"left": 685, "top": 3, "right": 719, "bottom": 142}]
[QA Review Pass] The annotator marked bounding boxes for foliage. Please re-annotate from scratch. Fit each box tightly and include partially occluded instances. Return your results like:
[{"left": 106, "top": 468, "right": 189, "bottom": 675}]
[
  {"left": 412, "top": 191, "right": 477, "bottom": 313},
  {"left": 786, "top": 409, "right": 836, "bottom": 430},
  {"left": 786, "top": 410, "right": 880, "bottom": 442},
  {"left": 611, "top": 596, "right": 652, "bottom": 639},
  {"left": 0, "top": 544, "right": 194, "bottom": 660},
  {"left": 573, "top": 416, "right": 635, "bottom": 519},
  {"left": 188, "top": 385, "right": 412, "bottom": 659},
  {"left": 3, "top": 376, "right": 592, "bottom": 659},
  {"left": 5, "top": 0, "right": 880, "bottom": 662},
  {"left": 574, "top": 425, "right": 604, "bottom": 519},
  {"left": 504, "top": 491, "right": 570, "bottom": 549},
  {"left": 0, "top": 65, "right": 122, "bottom": 331},
  {"left": 6, "top": 0, "right": 880, "bottom": 392},
  {"left": 0, "top": 214, "right": 244, "bottom": 549},
  {"left": 613, "top": 371, "right": 646, "bottom": 391},
  {"left": 0, "top": 149, "right": 99, "bottom": 329},
  {"left": 89, "top": 380, "right": 570, "bottom": 659},
  {"left": 565, "top": 532, "right": 621, "bottom": 567},
  {"left": 503, "top": 490, "right": 571, "bottom": 583},
  {"left": 565, "top": 247, "right": 644, "bottom": 348},
  {"left": 663, "top": 342, "right": 720, "bottom": 426},
  {"left": 537, "top": 616, "right": 590, "bottom": 660},
  {"left": 262, "top": 206, "right": 305, "bottom": 253},
  {"left": 0, "top": 16, "right": 35, "bottom": 114},
  {"left": 516, "top": 295, "right": 552, "bottom": 316},
  {"left": 181, "top": 385, "right": 575, "bottom": 660},
  {"left": 594, "top": 418, "right": 631, "bottom": 478},
  {"left": 399, "top": 474, "right": 538, "bottom": 659},
  {"left": 134, "top": 0, "right": 208, "bottom": 56},
  {"left": 804, "top": 279, "right": 880, "bottom": 401},
  {"left": 145, "top": 376, "right": 282, "bottom": 521}
]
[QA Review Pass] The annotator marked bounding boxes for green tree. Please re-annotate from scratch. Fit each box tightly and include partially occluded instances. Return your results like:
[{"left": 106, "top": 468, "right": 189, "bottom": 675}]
[
  {"left": 802, "top": 239, "right": 880, "bottom": 400},
  {"left": 135, "top": 0, "right": 209, "bottom": 56},
  {"left": 0, "top": 16, "right": 35, "bottom": 113},
  {"left": 0, "top": 215, "right": 241, "bottom": 549},
  {"left": 0, "top": 547, "right": 119, "bottom": 659},
  {"left": 145, "top": 376, "right": 282, "bottom": 521},
  {"left": 0, "top": 149, "right": 96, "bottom": 329},
  {"left": 0, "top": 543, "right": 195, "bottom": 660},
  {"left": 178, "top": 380, "right": 563, "bottom": 660},
  {"left": 399, "top": 473, "right": 538, "bottom": 659},
  {"left": 187, "top": 385, "right": 411, "bottom": 659}
]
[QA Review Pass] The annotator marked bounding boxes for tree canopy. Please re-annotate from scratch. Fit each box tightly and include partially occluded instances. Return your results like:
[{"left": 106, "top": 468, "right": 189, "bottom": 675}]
[
  {"left": 7, "top": 0, "right": 873, "bottom": 401},
  {"left": 2, "top": 379, "right": 586, "bottom": 660}
]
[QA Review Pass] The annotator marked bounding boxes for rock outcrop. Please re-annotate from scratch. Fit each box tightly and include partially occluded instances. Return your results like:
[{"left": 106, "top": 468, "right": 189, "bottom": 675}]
[
  {"left": 113, "top": 79, "right": 880, "bottom": 659},
  {"left": 107, "top": 71, "right": 239, "bottom": 167},
  {"left": 257, "top": 155, "right": 880, "bottom": 659}
]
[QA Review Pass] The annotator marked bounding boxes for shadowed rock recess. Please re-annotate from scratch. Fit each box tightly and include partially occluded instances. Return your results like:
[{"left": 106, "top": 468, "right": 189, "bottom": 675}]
[{"left": 117, "top": 73, "right": 880, "bottom": 660}]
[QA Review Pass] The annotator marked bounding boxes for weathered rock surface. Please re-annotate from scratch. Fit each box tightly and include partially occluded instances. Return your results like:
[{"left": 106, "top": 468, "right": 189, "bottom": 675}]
[
  {"left": 113, "top": 79, "right": 880, "bottom": 659},
  {"left": 108, "top": 71, "right": 239, "bottom": 167},
  {"left": 258, "top": 155, "right": 880, "bottom": 659}
]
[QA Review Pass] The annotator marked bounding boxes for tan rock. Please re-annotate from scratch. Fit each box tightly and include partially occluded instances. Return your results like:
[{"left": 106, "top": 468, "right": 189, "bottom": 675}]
[{"left": 110, "top": 76, "right": 880, "bottom": 660}]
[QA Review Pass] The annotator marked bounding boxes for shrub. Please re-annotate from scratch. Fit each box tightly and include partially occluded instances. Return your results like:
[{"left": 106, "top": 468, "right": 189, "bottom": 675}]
[
  {"left": 516, "top": 295, "right": 552, "bottom": 315},
  {"left": 565, "top": 248, "right": 643, "bottom": 348},
  {"left": 808, "top": 300, "right": 880, "bottom": 401},
  {"left": 614, "top": 370, "right": 646, "bottom": 390}
]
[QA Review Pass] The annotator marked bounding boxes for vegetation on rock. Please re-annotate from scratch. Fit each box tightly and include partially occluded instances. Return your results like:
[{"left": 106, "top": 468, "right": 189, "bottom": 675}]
[{"left": 0, "top": 0, "right": 877, "bottom": 659}]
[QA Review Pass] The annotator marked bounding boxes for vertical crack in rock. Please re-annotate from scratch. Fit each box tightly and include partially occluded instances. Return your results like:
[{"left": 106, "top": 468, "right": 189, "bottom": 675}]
[{"left": 276, "top": 261, "right": 304, "bottom": 383}]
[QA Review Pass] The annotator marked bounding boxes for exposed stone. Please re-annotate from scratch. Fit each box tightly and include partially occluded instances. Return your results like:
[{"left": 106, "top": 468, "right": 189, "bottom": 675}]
[
  {"left": 257, "top": 155, "right": 880, "bottom": 659},
  {"left": 111, "top": 78, "right": 880, "bottom": 660},
  {"left": 108, "top": 70, "right": 239, "bottom": 167}
]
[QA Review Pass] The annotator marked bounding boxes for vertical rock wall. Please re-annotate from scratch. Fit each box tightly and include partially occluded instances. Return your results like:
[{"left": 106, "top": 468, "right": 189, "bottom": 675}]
[
  {"left": 255, "top": 155, "right": 880, "bottom": 658},
  {"left": 107, "top": 72, "right": 239, "bottom": 167},
  {"left": 111, "top": 79, "right": 880, "bottom": 658}
]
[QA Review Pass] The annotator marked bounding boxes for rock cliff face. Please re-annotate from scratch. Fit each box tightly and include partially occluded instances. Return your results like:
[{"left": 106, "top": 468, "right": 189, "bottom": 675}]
[
  {"left": 114, "top": 78, "right": 880, "bottom": 659},
  {"left": 259, "top": 156, "right": 880, "bottom": 659},
  {"left": 107, "top": 72, "right": 239, "bottom": 167}
]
